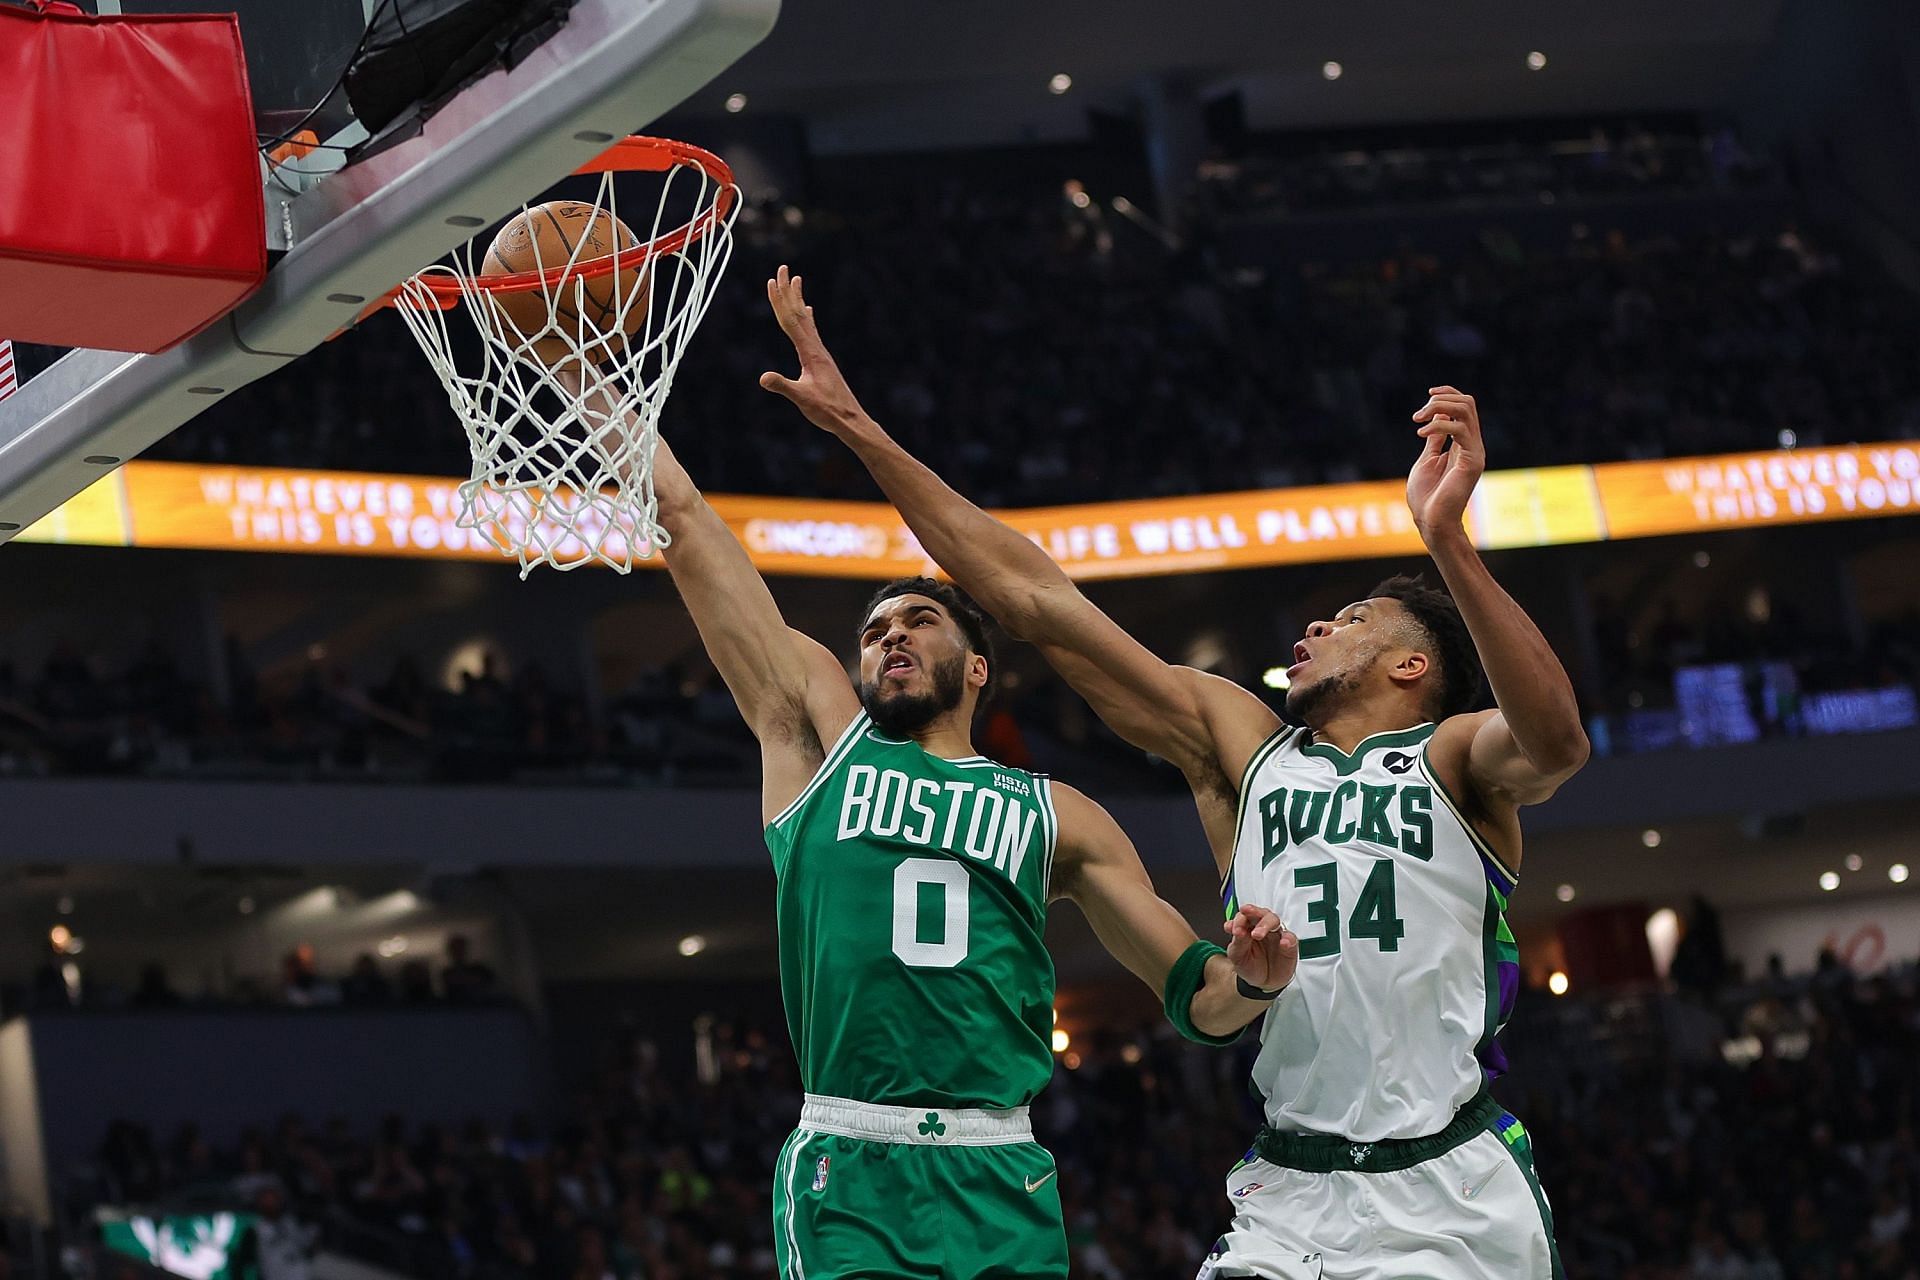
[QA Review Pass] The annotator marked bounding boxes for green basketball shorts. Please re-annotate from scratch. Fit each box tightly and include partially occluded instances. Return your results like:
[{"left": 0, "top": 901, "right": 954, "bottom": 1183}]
[{"left": 771, "top": 1094, "right": 1067, "bottom": 1280}]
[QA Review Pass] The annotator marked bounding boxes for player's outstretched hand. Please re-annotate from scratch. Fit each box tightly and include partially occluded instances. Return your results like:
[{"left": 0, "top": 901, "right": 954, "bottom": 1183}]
[
  {"left": 1225, "top": 905, "right": 1299, "bottom": 995},
  {"left": 1407, "top": 385, "right": 1487, "bottom": 539},
  {"left": 759, "top": 265, "right": 871, "bottom": 438}
]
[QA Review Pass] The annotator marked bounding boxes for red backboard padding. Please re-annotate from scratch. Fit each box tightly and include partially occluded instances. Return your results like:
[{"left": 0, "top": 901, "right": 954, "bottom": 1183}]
[{"left": 0, "top": 4, "right": 266, "bottom": 354}]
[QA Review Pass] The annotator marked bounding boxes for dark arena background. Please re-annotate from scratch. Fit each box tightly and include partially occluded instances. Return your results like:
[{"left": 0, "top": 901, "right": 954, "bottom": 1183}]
[{"left": 4, "top": 2, "right": 1920, "bottom": 1278}]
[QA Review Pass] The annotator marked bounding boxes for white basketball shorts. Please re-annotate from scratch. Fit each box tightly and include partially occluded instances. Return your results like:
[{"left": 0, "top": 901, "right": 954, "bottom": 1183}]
[{"left": 1197, "top": 1099, "right": 1561, "bottom": 1280}]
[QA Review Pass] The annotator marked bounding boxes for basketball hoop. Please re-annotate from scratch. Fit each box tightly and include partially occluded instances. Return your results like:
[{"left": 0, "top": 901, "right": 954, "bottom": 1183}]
[{"left": 388, "top": 136, "right": 738, "bottom": 575}]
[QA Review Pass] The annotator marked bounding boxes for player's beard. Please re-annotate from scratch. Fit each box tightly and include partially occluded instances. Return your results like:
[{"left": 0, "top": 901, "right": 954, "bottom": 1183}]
[
  {"left": 1285, "top": 664, "right": 1360, "bottom": 727},
  {"left": 861, "top": 650, "right": 969, "bottom": 737}
]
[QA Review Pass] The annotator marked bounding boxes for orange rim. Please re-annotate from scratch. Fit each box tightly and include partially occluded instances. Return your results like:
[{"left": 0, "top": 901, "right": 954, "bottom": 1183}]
[{"left": 382, "top": 136, "right": 737, "bottom": 311}]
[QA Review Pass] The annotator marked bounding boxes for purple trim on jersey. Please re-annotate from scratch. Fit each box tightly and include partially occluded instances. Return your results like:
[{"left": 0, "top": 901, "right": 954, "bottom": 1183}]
[
  {"left": 1478, "top": 959, "right": 1521, "bottom": 1079},
  {"left": 1478, "top": 852, "right": 1521, "bottom": 1082},
  {"left": 1477, "top": 955, "right": 1522, "bottom": 1079},
  {"left": 1479, "top": 1027, "right": 1513, "bottom": 1080},
  {"left": 1478, "top": 850, "right": 1516, "bottom": 900}
]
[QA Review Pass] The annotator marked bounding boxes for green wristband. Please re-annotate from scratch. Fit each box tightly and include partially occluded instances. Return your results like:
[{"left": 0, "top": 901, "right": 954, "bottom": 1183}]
[{"left": 1163, "top": 940, "right": 1243, "bottom": 1046}]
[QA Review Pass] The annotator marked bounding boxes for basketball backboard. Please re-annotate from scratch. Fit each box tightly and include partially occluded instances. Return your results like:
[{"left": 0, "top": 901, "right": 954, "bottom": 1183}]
[
  {"left": 94, "top": 1, "right": 376, "bottom": 124},
  {"left": 102, "top": 0, "right": 386, "bottom": 202},
  {"left": 0, "top": 0, "right": 778, "bottom": 542}
]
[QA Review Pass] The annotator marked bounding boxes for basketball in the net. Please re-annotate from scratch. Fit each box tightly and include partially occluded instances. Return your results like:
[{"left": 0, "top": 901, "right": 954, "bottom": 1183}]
[{"left": 482, "top": 200, "right": 650, "bottom": 366}]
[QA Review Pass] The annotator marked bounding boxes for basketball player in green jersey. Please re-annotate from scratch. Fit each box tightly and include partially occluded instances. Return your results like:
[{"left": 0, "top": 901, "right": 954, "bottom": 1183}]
[
  {"left": 759, "top": 267, "right": 1590, "bottom": 1278},
  {"left": 636, "top": 322, "right": 1296, "bottom": 1279}
]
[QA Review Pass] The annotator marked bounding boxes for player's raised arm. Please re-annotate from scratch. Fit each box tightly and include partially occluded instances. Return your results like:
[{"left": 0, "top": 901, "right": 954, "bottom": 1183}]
[
  {"left": 648, "top": 434, "right": 861, "bottom": 822},
  {"left": 1408, "top": 388, "right": 1590, "bottom": 816},
  {"left": 1046, "top": 782, "right": 1296, "bottom": 1042},
  {"left": 757, "top": 268, "right": 1279, "bottom": 840}
]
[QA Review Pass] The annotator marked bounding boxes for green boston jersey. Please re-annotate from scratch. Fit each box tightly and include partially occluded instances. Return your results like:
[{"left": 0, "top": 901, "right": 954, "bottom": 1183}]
[{"left": 765, "top": 711, "right": 1060, "bottom": 1110}]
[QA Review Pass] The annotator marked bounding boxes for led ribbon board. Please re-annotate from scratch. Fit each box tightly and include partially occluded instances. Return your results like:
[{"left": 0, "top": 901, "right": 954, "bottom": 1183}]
[{"left": 18, "top": 442, "right": 1920, "bottom": 578}]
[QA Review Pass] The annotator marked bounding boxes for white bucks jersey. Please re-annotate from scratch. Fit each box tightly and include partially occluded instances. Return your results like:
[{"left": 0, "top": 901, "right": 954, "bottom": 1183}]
[{"left": 1223, "top": 723, "right": 1522, "bottom": 1143}]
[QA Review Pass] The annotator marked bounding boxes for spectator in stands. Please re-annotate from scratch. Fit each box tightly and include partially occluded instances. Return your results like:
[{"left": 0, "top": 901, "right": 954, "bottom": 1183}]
[
  {"left": 32, "top": 932, "right": 77, "bottom": 1010},
  {"left": 281, "top": 945, "right": 340, "bottom": 1008},
  {"left": 95, "top": 1119, "right": 162, "bottom": 1204},
  {"left": 397, "top": 958, "right": 436, "bottom": 1005},
  {"left": 130, "top": 963, "right": 181, "bottom": 1009},
  {"left": 167, "top": 1123, "right": 217, "bottom": 1185},
  {"left": 1671, "top": 896, "right": 1730, "bottom": 996},
  {"left": 372, "top": 656, "right": 432, "bottom": 730},
  {"left": 350, "top": 1140, "right": 429, "bottom": 1226},
  {"left": 568, "top": 1224, "right": 616, "bottom": 1280},
  {"left": 247, "top": 1186, "right": 319, "bottom": 1280},
  {"left": 464, "top": 652, "right": 509, "bottom": 701},
  {"left": 341, "top": 954, "right": 393, "bottom": 1007},
  {"left": 441, "top": 935, "right": 497, "bottom": 1004}
]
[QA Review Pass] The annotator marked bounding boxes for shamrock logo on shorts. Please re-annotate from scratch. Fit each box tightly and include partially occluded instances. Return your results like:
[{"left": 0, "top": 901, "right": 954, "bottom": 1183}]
[{"left": 917, "top": 1112, "right": 947, "bottom": 1138}]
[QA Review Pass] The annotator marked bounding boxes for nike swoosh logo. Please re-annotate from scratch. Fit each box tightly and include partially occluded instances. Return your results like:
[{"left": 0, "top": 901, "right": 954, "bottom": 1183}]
[
  {"left": 1024, "top": 1170, "right": 1058, "bottom": 1194},
  {"left": 1461, "top": 1164, "right": 1501, "bottom": 1200}
]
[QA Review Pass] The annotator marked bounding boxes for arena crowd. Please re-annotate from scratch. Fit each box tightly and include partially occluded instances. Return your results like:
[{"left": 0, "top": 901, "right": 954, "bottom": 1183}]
[{"left": 68, "top": 958, "right": 1920, "bottom": 1280}]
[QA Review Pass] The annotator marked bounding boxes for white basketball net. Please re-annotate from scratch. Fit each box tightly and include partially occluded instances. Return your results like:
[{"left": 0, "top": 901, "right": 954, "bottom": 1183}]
[{"left": 393, "top": 157, "right": 737, "bottom": 575}]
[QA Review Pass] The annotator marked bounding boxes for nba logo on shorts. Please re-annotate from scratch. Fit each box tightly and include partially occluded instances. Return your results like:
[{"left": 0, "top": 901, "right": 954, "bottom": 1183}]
[
  {"left": 812, "top": 1155, "right": 831, "bottom": 1191},
  {"left": 1232, "top": 1182, "right": 1264, "bottom": 1198}
]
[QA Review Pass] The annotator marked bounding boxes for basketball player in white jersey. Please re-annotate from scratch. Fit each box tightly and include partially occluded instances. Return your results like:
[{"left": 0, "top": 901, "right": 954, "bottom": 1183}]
[{"left": 758, "top": 267, "right": 1588, "bottom": 1278}]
